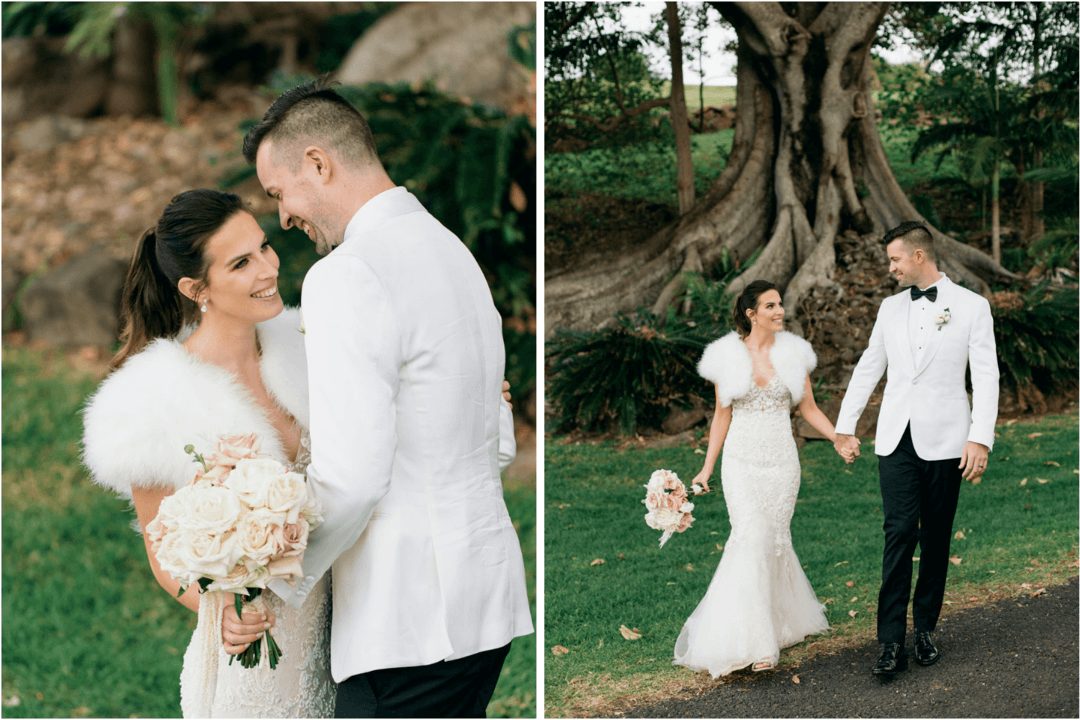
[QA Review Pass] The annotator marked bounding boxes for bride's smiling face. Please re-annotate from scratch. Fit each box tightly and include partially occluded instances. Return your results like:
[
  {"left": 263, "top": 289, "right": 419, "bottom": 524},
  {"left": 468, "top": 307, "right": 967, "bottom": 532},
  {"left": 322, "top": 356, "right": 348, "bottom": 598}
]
[
  {"left": 748, "top": 290, "right": 784, "bottom": 332},
  {"left": 192, "top": 211, "right": 284, "bottom": 323}
]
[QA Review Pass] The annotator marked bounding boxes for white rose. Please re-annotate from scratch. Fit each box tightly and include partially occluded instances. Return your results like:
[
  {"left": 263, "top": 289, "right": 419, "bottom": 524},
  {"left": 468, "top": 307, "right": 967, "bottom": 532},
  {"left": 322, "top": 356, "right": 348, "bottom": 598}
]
[
  {"left": 235, "top": 508, "right": 287, "bottom": 566},
  {"left": 645, "top": 507, "right": 682, "bottom": 532},
  {"left": 265, "top": 472, "right": 309, "bottom": 524},
  {"left": 173, "top": 529, "right": 241, "bottom": 580},
  {"left": 225, "top": 458, "right": 286, "bottom": 508},
  {"left": 267, "top": 556, "right": 304, "bottom": 584},
  {"left": 170, "top": 484, "right": 244, "bottom": 536}
]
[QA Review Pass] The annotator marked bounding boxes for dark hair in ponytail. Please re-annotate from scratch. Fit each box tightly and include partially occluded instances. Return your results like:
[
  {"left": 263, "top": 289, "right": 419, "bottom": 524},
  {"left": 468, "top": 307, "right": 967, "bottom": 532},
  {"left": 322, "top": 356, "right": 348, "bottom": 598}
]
[
  {"left": 732, "top": 280, "right": 779, "bottom": 337},
  {"left": 112, "top": 189, "right": 245, "bottom": 368}
]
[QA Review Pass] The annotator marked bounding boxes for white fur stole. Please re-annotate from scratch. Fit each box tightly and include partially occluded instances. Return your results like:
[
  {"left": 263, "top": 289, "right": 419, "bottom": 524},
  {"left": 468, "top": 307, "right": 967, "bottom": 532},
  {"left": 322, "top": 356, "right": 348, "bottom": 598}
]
[
  {"left": 82, "top": 307, "right": 309, "bottom": 498},
  {"left": 697, "top": 331, "right": 817, "bottom": 407}
]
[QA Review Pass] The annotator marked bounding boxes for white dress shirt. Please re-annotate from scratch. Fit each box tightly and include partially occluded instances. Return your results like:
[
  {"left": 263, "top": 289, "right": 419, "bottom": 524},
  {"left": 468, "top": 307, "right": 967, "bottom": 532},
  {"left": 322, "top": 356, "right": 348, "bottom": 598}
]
[
  {"left": 908, "top": 274, "right": 945, "bottom": 369},
  {"left": 272, "top": 187, "right": 533, "bottom": 682}
]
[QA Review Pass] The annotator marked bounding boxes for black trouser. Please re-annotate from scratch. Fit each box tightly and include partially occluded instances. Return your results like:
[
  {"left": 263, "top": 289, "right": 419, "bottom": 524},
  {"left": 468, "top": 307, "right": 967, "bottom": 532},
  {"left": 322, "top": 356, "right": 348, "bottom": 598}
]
[
  {"left": 876, "top": 426, "right": 963, "bottom": 645},
  {"left": 335, "top": 642, "right": 511, "bottom": 718}
]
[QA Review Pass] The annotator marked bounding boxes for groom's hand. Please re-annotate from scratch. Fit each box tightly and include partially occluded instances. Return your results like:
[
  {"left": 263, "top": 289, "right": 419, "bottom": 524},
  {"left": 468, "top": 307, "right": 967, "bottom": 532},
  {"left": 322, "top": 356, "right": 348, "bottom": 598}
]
[
  {"left": 959, "top": 441, "right": 989, "bottom": 481},
  {"left": 221, "top": 603, "right": 275, "bottom": 655},
  {"left": 833, "top": 434, "right": 861, "bottom": 464}
]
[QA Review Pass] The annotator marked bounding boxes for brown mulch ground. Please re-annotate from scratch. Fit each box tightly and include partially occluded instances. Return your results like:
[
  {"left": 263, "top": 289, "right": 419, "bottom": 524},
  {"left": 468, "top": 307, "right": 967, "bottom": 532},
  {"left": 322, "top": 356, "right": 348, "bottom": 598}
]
[{"left": 2, "top": 99, "right": 275, "bottom": 277}]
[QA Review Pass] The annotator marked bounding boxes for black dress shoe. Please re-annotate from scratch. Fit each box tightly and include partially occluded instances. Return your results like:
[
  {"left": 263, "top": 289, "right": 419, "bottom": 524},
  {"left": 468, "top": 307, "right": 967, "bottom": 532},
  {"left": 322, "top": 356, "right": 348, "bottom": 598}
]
[
  {"left": 872, "top": 642, "right": 908, "bottom": 677},
  {"left": 914, "top": 631, "right": 941, "bottom": 666}
]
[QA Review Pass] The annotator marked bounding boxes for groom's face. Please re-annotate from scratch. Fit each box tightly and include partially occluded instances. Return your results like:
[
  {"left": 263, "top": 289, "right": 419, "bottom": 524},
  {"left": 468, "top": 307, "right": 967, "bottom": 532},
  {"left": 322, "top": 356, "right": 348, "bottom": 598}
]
[
  {"left": 886, "top": 238, "right": 923, "bottom": 288},
  {"left": 256, "top": 140, "right": 340, "bottom": 256}
]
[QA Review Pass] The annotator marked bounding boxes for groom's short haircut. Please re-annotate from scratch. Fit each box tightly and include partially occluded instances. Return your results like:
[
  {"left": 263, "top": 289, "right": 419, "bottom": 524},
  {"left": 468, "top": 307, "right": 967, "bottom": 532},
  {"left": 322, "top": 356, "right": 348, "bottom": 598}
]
[
  {"left": 883, "top": 221, "right": 935, "bottom": 262},
  {"left": 242, "top": 78, "right": 379, "bottom": 171}
]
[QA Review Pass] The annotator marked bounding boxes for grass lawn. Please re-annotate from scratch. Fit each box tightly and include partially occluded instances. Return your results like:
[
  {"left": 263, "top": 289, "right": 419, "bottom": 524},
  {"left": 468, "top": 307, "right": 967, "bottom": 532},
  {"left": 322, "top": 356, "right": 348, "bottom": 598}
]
[
  {"left": 1, "top": 347, "right": 536, "bottom": 718},
  {"left": 544, "top": 414, "right": 1079, "bottom": 716},
  {"left": 661, "top": 83, "right": 737, "bottom": 112}
]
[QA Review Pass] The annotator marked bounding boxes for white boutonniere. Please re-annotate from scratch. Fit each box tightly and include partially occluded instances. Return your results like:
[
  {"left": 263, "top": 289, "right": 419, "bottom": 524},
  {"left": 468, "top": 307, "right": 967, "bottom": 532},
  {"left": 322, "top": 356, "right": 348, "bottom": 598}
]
[
  {"left": 298, "top": 310, "right": 306, "bottom": 335},
  {"left": 935, "top": 307, "right": 951, "bottom": 331}
]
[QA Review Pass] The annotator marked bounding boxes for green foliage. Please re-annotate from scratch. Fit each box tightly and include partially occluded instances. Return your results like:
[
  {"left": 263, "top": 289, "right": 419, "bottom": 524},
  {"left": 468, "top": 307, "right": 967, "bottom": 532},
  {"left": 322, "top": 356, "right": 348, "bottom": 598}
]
[
  {"left": 991, "top": 284, "right": 1080, "bottom": 404},
  {"left": 59, "top": 2, "right": 209, "bottom": 126},
  {"left": 547, "top": 312, "right": 708, "bottom": 435},
  {"left": 544, "top": 414, "right": 1080, "bottom": 714},
  {"left": 544, "top": 2, "right": 668, "bottom": 150},
  {"left": 1028, "top": 217, "right": 1079, "bottom": 272},
  {"left": 546, "top": 131, "right": 732, "bottom": 207},
  {"left": 1, "top": 348, "right": 535, "bottom": 717},
  {"left": 1, "top": 2, "right": 76, "bottom": 37}
]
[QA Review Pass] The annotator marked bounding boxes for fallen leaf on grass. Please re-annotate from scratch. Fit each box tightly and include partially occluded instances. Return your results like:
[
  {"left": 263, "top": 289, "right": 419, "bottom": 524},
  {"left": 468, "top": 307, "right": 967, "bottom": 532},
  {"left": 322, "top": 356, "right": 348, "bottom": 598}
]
[
  {"left": 3, "top": 696, "right": 20, "bottom": 708},
  {"left": 619, "top": 625, "right": 642, "bottom": 641},
  {"left": 1019, "top": 478, "right": 1029, "bottom": 487},
  {"left": 551, "top": 645, "right": 570, "bottom": 656},
  {"left": 590, "top": 558, "right": 605, "bottom": 566},
  {"left": 955, "top": 530, "right": 966, "bottom": 540},
  {"left": 684, "top": 563, "right": 695, "bottom": 572},
  {"left": 714, "top": 543, "right": 724, "bottom": 552},
  {"left": 848, "top": 610, "right": 858, "bottom": 618},
  {"left": 1031, "top": 587, "right": 1046, "bottom": 598},
  {"left": 617, "top": 553, "right": 626, "bottom": 560},
  {"left": 792, "top": 674, "right": 801, "bottom": 685},
  {"left": 1021, "top": 583, "right": 1033, "bottom": 589},
  {"left": 1044, "top": 460, "right": 1061, "bottom": 467},
  {"left": 694, "top": 448, "right": 705, "bottom": 455},
  {"left": 949, "top": 556, "right": 962, "bottom": 566},
  {"left": 849, "top": 596, "right": 859, "bottom": 603},
  {"left": 1036, "top": 478, "right": 1050, "bottom": 485},
  {"left": 834, "top": 560, "right": 849, "bottom": 567},
  {"left": 845, "top": 580, "right": 855, "bottom": 587},
  {"left": 1027, "top": 432, "right": 1043, "bottom": 439}
]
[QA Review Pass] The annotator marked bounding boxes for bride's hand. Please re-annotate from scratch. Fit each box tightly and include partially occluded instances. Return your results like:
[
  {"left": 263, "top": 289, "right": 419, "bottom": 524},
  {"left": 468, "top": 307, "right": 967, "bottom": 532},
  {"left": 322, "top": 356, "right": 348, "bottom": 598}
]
[
  {"left": 691, "top": 472, "right": 711, "bottom": 494},
  {"left": 502, "top": 380, "right": 513, "bottom": 408},
  {"left": 222, "top": 601, "right": 276, "bottom": 655}
]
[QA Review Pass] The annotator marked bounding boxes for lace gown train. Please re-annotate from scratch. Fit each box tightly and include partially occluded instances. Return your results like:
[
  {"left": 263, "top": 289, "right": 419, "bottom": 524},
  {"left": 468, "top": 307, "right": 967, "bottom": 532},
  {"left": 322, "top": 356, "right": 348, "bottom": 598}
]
[
  {"left": 673, "top": 376, "right": 829, "bottom": 677},
  {"left": 179, "top": 433, "right": 335, "bottom": 717}
]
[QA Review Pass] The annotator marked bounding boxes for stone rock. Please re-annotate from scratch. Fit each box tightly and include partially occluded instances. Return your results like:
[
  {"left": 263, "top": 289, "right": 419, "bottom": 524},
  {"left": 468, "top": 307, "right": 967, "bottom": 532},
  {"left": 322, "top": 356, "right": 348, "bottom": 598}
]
[
  {"left": 19, "top": 248, "right": 127, "bottom": 346},
  {"left": 662, "top": 403, "right": 707, "bottom": 435},
  {"left": 336, "top": 2, "right": 534, "bottom": 111},
  {"left": 644, "top": 429, "right": 696, "bottom": 450},
  {"left": 1, "top": 37, "right": 109, "bottom": 127}
]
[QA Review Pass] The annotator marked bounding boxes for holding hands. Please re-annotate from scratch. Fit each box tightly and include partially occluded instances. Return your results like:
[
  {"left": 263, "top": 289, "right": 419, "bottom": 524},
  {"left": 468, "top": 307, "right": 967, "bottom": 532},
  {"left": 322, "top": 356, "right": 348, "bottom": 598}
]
[{"left": 834, "top": 434, "right": 861, "bottom": 464}]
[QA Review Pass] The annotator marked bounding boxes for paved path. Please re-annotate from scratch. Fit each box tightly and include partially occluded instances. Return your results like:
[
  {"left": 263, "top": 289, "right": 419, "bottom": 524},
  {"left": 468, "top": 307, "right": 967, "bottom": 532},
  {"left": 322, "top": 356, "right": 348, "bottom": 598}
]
[{"left": 628, "top": 578, "right": 1078, "bottom": 718}]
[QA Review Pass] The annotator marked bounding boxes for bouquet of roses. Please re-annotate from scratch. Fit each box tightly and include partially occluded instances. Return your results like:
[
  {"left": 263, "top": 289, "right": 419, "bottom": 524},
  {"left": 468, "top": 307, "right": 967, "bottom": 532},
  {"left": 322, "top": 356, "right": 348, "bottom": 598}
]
[
  {"left": 642, "top": 469, "right": 700, "bottom": 548},
  {"left": 145, "top": 434, "right": 322, "bottom": 669}
]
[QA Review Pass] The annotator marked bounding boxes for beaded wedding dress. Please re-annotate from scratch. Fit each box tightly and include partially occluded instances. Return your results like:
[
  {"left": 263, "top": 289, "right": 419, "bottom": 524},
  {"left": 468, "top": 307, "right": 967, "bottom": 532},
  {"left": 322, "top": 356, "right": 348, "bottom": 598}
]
[
  {"left": 179, "top": 433, "right": 336, "bottom": 718},
  {"left": 673, "top": 376, "right": 829, "bottom": 677}
]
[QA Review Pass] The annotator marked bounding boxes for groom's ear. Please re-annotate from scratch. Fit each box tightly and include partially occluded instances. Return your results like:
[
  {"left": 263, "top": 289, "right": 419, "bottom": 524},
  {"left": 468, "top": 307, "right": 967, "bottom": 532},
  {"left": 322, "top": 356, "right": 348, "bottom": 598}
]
[{"left": 303, "top": 146, "right": 333, "bottom": 183}]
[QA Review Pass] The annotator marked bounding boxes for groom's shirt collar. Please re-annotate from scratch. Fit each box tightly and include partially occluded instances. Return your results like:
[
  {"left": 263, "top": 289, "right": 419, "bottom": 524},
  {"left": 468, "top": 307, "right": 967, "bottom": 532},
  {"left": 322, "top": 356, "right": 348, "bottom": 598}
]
[
  {"left": 915, "top": 272, "right": 948, "bottom": 293},
  {"left": 341, "top": 186, "right": 423, "bottom": 248}
]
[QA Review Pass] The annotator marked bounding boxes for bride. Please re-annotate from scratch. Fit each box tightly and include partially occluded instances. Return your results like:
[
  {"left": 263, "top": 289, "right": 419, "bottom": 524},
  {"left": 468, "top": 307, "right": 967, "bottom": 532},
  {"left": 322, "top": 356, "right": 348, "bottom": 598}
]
[
  {"left": 82, "top": 189, "right": 515, "bottom": 716},
  {"left": 673, "top": 280, "right": 836, "bottom": 677}
]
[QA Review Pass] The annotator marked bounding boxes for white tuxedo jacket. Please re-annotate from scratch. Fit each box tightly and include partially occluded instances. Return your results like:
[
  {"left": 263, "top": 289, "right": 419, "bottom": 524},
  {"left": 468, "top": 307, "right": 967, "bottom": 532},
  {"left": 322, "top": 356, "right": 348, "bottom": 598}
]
[
  {"left": 836, "top": 275, "right": 999, "bottom": 460},
  {"left": 272, "top": 187, "right": 533, "bottom": 682}
]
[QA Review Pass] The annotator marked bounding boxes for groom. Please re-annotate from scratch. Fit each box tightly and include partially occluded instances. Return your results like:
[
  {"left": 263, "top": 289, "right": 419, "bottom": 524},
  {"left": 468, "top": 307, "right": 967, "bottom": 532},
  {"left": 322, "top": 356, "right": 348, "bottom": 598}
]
[
  {"left": 226, "top": 80, "right": 533, "bottom": 716},
  {"left": 833, "top": 221, "right": 999, "bottom": 678}
]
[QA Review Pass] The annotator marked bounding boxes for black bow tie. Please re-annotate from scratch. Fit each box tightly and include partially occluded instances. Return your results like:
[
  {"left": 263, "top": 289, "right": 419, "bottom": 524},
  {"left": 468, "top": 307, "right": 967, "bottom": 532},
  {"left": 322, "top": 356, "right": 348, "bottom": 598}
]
[{"left": 910, "top": 286, "right": 938, "bottom": 302}]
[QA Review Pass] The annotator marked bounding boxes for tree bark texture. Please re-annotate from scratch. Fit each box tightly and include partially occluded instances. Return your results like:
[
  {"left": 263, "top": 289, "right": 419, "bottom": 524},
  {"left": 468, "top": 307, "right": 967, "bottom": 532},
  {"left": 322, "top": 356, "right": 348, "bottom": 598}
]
[{"left": 546, "top": 2, "right": 1018, "bottom": 335}]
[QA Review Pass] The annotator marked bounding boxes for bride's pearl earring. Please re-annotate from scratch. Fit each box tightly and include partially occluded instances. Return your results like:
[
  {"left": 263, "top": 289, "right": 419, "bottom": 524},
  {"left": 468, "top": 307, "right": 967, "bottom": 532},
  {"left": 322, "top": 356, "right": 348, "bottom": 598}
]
[{"left": 200, "top": 300, "right": 208, "bottom": 313}]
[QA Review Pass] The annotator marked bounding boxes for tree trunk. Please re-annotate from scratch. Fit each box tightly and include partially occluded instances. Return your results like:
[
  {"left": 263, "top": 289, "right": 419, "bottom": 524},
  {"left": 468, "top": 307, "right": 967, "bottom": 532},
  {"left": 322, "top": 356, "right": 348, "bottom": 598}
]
[
  {"left": 991, "top": 158, "right": 1001, "bottom": 264},
  {"left": 105, "top": 16, "right": 157, "bottom": 117},
  {"left": 667, "top": 2, "right": 695, "bottom": 215},
  {"left": 546, "top": 1, "right": 1018, "bottom": 334}
]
